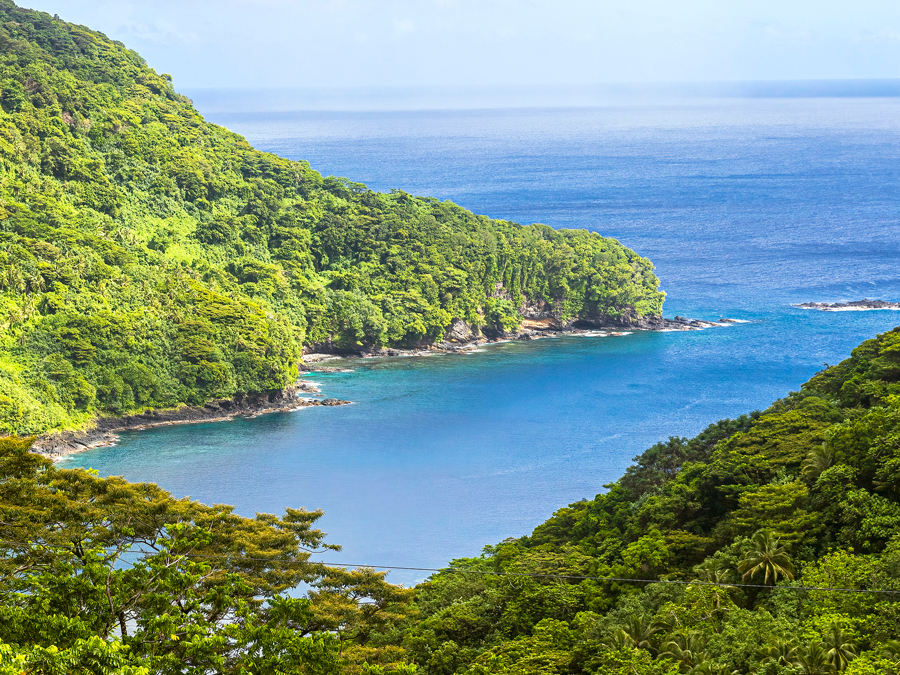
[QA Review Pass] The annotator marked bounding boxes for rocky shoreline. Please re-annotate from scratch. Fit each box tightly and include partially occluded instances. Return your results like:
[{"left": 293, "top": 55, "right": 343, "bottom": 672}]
[
  {"left": 304, "top": 314, "right": 739, "bottom": 361},
  {"left": 31, "top": 385, "right": 350, "bottom": 460},
  {"left": 33, "top": 313, "right": 738, "bottom": 458},
  {"left": 794, "top": 299, "right": 900, "bottom": 311}
]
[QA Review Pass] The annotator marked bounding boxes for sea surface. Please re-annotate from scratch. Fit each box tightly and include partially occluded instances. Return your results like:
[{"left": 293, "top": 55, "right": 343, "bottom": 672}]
[{"left": 69, "top": 99, "right": 900, "bottom": 584}]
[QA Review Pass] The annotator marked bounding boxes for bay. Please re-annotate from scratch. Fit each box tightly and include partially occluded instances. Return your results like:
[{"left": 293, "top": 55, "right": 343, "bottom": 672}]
[{"left": 68, "top": 99, "right": 900, "bottom": 584}]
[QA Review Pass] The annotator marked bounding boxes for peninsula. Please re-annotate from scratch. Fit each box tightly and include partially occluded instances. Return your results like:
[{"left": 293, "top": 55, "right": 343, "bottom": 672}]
[{"left": 0, "top": 1, "right": 668, "bottom": 438}]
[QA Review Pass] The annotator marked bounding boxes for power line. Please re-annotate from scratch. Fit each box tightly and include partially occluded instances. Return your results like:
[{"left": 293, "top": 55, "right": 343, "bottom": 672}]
[
  {"left": 282, "top": 558, "right": 900, "bottom": 596},
  {"left": 4, "top": 540, "right": 900, "bottom": 596}
]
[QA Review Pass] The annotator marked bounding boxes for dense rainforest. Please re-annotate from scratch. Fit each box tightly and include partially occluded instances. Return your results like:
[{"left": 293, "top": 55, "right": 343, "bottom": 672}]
[
  {"left": 4, "top": 319, "right": 900, "bottom": 674},
  {"left": 0, "top": 0, "right": 664, "bottom": 437},
  {"left": 2, "top": 3, "right": 900, "bottom": 675}
]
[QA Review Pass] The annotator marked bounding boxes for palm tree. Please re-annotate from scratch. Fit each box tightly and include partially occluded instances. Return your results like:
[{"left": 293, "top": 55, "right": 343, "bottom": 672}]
[
  {"left": 659, "top": 630, "right": 708, "bottom": 672},
  {"left": 802, "top": 445, "right": 835, "bottom": 482},
  {"left": 601, "top": 628, "right": 635, "bottom": 652},
  {"left": 737, "top": 530, "right": 796, "bottom": 585},
  {"left": 763, "top": 638, "right": 798, "bottom": 667},
  {"left": 621, "top": 613, "right": 659, "bottom": 652},
  {"left": 691, "top": 558, "right": 734, "bottom": 611},
  {"left": 694, "top": 558, "right": 733, "bottom": 584},
  {"left": 882, "top": 639, "right": 900, "bottom": 661},
  {"left": 688, "top": 663, "right": 737, "bottom": 675},
  {"left": 822, "top": 624, "right": 856, "bottom": 672},
  {"left": 795, "top": 642, "right": 835, "bottom": 675}
]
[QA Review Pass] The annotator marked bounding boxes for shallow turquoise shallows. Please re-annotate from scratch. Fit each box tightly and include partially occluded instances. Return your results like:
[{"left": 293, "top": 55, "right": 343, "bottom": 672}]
[{"left": 68, "top": 99, "right": 900, "bottom": 585}]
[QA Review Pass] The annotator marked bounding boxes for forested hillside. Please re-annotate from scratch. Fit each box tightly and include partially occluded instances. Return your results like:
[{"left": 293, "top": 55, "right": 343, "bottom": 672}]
[
  {"left": 361, "top": 325, "right": 900, "bottom": 675},
  {"left": 0, "top": 0, "right": 664, "bottom": 436},
  {"left": 3, "top": 319, "right": 900, "bottom": 674}
]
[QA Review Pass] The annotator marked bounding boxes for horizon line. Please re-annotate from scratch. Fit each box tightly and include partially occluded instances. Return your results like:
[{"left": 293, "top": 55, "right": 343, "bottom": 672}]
[{"left": 183, "top": 79, "right": 900, "bottom": 114}]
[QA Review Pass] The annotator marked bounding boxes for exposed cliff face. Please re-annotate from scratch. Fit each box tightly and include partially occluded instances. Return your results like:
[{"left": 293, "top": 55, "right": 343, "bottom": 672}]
[
  {"left": 437, "top": 310, "right": 724, "bottom": 349},
  {"left": 518, "top": 295, "right": 667, "bottom": 330},
  {"left": 518, "top": 294, "right": 669, "bottom": 330},
  {"left": 444, "top": 319, "right": 474, "bottom": 342}
]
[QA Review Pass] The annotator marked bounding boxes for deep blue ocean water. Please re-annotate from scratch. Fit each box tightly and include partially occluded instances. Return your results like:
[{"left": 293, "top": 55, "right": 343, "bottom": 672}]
[{"left": 68, "top": 99, "right": 900, "bottom": 584}]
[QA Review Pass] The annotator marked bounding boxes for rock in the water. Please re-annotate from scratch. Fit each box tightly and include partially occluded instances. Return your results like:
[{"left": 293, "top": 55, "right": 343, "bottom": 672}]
[{"left": 794, "top": 299, "right": 900, "bottom": 311}]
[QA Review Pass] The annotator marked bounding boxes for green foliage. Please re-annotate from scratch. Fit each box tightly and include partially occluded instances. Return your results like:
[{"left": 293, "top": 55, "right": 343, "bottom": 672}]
[
  {"left": 0, "top": 0, "right": 664, "bottom": 435},
  {"left": 737, "top": 530, "right": 796, "bottom": 585},
  {"left": 3, "top": 7, "right": 900, "bottom": 675},
  {"left": 6, "top": 317, "right": 900, "bottom": 675},
  {"left": 0, "top": 636, "right": 149, "bottom": 675},
  {"left": 0, "top": 436, "right": 413, "bottom": 674},
  {"left": 371, "top": 327, "right": 900, "bottom": 674}
]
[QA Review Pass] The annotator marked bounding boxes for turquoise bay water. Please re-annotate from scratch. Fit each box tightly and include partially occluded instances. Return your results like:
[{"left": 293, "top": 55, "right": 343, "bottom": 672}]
[{"left": 69, "top": 100, "right": 900, "bottom": 584}]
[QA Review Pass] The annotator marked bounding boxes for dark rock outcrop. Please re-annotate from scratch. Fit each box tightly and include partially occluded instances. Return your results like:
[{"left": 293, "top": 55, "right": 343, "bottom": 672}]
[{"left": 794, "top": 299, "right": 900, "bottom": 311}]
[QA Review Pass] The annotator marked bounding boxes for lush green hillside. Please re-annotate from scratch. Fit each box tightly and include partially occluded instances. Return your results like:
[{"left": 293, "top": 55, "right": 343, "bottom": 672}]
[
  {"left": 363, "top": 326, "right": 900, "bottom": 674},
  {"left": 3, "top": 328, "right": 899, "bottom": 675},
  {"left": 0, "top": 435, "right": 415, "bottom": 675},
  {"left": 0, "top": 0, "right": 663, "bottom": 436}
]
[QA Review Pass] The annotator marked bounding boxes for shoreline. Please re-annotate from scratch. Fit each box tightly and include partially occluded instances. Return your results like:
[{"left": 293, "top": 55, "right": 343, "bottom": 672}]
[
  {"left": 32, "top": 314, "right": 738, "bottom": 459},
  {"left": 31, "top": 384, "right": 350, "bottom": 461},
  {"left": 304, "top": 314, "right": 738, "bottom": 362}
]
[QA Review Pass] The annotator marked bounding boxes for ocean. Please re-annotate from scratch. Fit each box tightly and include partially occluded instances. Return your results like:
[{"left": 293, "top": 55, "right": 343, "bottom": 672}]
[{"left": 67, "top": 99, "right": 900, "bottom": 584}]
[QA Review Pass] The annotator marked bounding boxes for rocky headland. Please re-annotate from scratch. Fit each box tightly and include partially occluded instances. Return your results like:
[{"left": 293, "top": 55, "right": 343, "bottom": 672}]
[
  {"left": 794, "top": 299, "right": 900, "bottom": 311},
  {"left": 304, "top": 313, "right": 738, "bottom": 362}
]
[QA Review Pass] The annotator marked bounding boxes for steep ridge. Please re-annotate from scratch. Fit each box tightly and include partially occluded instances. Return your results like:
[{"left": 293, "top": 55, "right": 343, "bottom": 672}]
[{"left": 0, "top": 1, "right": 663, "bottom": 435}]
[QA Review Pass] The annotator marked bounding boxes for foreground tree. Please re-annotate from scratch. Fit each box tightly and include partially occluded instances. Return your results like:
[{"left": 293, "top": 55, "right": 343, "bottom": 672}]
[{"left": 0, "top": 437, "right": 412, "bottom": 674}]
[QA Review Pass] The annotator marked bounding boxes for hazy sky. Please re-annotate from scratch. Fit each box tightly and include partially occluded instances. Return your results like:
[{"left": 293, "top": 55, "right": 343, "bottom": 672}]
[{"left": 20, "top": 0, "right": 900, "bottom": 90}]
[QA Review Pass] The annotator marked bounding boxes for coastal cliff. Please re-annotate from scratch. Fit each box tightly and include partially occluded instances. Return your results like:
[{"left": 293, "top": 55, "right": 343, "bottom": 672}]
[{"left": 305, "top": 293, "right": 730, "bottom": 357}]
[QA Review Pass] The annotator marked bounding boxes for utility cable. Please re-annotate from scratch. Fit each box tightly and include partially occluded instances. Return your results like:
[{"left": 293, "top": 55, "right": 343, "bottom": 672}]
[{"left": 4, "top": 539, "right": 900, "bottom": 596}]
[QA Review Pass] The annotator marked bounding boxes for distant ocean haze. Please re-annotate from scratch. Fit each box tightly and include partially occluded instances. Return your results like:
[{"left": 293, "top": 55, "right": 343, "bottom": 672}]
[
  {"left": 71, "top": 99, "right": 900, "bottom": 584},
  {"left": 206, "top": 98, "right": 900, "bottom": 312}
]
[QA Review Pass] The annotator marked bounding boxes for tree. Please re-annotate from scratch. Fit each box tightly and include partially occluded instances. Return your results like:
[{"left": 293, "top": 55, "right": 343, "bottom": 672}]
[
  {"left": 882, "top": 640, "right": 900, "bottom": 661},
  {"left": 802, "top": 445, "right": 835, "bottom": 483},
  {"left": 795, "top": 643, "right": 836, "bottom": 675},
  {"left": 763, "top": 638, "right": 799, "bottom": 667},
  {"left": 659, "top": 631, "right": 708, "bottom": 672},
  {"left": 693, "top": 558, "right": 732, "bottom": 584},
  {"left": 823, "top": 624, "right": 856, "bottom": 672},
  {"left": 621, "top": 614, "right": 659, "bottom": 652},
  {"left": 0, "top": 636, "right": 149, "bottom": 675},
  {"left": 737, "top": 530, "right": 796, "bottom": 585},
  {"left": 687, "top": 662, "right": 736, "bottom": 675},
  {"left": 0, "top": 437, "right": 409, "bottom": 673}
]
